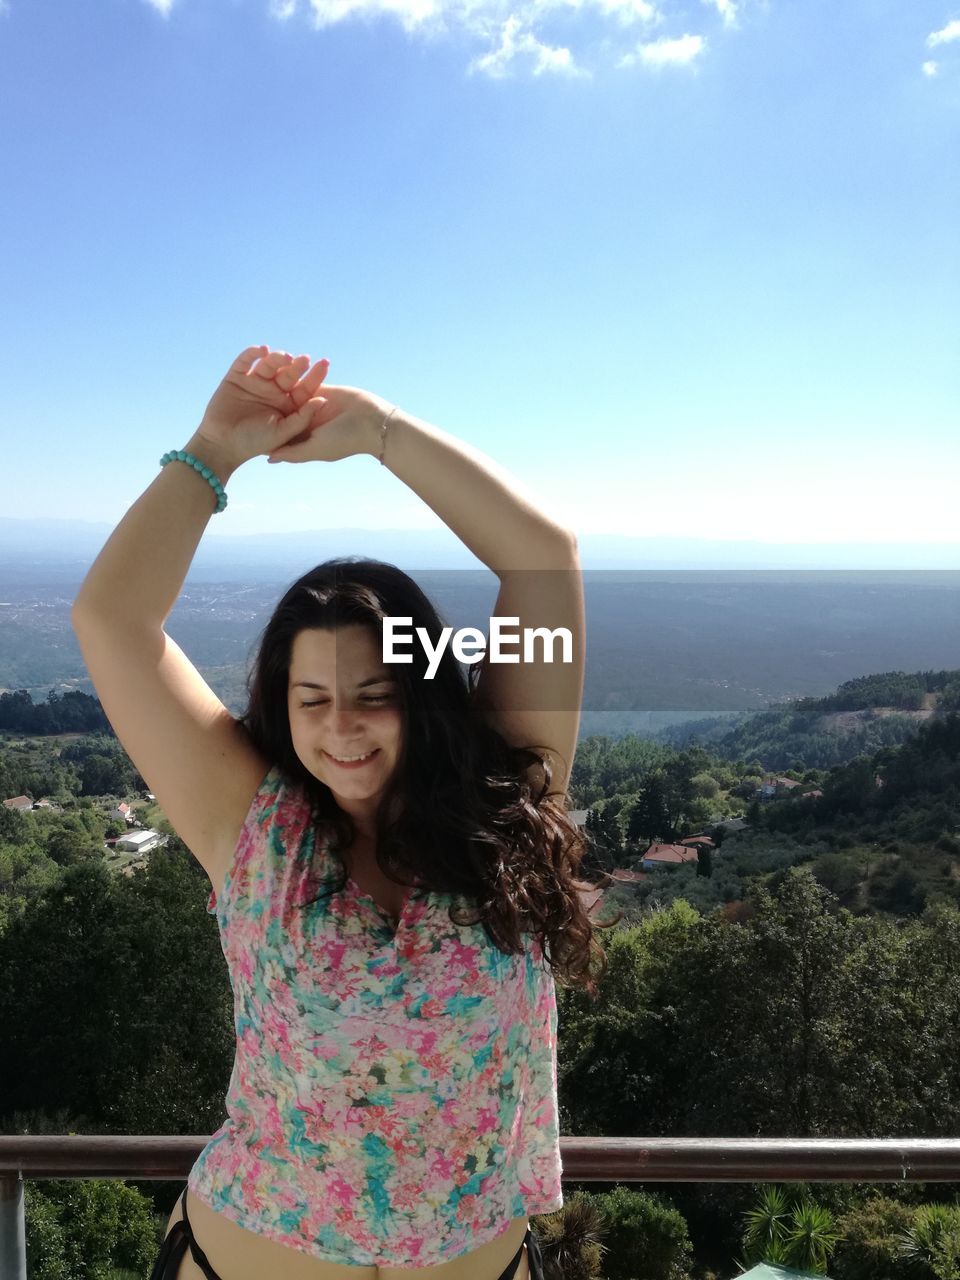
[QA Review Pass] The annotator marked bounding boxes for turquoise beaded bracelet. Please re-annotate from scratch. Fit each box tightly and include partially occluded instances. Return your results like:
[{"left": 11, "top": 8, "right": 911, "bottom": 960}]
[{"left": 159, "top": 450, "right": 228, "bottom": 513}]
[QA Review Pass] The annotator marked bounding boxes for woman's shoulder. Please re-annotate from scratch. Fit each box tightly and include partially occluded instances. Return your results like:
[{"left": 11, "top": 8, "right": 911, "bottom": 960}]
[{"left": 257, "top": 761, "right": 320, "bottom": 822}]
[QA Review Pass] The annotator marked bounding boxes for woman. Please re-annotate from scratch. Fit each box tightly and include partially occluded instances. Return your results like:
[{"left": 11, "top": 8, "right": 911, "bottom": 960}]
[{"left": 71, "top": 347, "right": 614, "bottom": 1280}]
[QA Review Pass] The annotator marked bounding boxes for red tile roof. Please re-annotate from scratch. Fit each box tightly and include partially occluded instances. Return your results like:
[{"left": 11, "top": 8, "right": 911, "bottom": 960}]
[{"left": 642, "top": 843, "right": 699, "bottom": 865}]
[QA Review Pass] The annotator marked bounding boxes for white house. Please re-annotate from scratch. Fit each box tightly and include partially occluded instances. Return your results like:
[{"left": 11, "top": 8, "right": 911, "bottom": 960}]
[{"left": 115, "top": 829, "right": 163, "bottom": 854}]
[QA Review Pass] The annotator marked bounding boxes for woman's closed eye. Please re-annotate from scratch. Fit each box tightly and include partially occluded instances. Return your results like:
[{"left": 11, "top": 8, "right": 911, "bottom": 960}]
[{"left": 300, "top": 695, "right": 393, "bottom": 708}]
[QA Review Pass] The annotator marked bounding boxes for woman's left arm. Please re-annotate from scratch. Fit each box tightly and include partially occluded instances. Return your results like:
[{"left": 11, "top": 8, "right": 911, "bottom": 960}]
[
  {"left": 369, "top": 406, "right": 584, "bottom": 798},
  {"left": 368, "top": 405, "right": 577, "bottom": 572}
]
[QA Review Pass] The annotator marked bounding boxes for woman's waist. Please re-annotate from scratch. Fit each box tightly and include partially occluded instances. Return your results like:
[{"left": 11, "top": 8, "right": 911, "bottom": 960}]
[
  {"left": 189, "top": 1129, "right": 533, "bottom": 1270},
  {"left": 184, "top": 1182, "right": 531, "bottom": 1279}
]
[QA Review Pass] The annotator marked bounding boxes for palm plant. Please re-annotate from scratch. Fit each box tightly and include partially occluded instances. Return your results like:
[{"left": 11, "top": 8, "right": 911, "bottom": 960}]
[
  {"left": 897, "top": 1203, "right": 960, "bottom": 1280},
  {"left": 736, "top": 1184, "right": 841, "bottom": 1276}
]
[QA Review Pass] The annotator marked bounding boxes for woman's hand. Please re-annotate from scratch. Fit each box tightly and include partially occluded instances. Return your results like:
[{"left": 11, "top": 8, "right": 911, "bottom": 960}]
[
  {"left": 195, "top": 346, "right": 331, "bottom": 468},
  {"left": 267, "top": 377, "right": 393, "bottom": 465}
]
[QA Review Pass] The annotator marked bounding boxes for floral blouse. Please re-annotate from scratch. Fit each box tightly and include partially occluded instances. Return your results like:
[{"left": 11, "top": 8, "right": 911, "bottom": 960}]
[{"left": 187, "top": 762, "right": 564, "bottom": 1267}]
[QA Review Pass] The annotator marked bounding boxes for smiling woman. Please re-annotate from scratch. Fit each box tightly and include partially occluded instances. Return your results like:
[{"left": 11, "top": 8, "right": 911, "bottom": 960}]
[
  {"left": 162, "top": 555, "right": 582, "bottom": 1280},
  {"left": 71, "top": 346, "right": 613, "bottom": 1280}
]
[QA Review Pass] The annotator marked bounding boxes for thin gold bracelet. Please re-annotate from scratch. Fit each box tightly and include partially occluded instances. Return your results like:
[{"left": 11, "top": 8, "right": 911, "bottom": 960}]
[{"left": 378, "top": 406, "right": 398, "bottom": 466}]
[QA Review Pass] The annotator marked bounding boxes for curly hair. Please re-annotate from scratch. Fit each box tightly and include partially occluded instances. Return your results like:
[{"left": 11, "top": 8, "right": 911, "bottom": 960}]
[{"left": 237, "top": 557, "right": 621, "bottom": 1000}]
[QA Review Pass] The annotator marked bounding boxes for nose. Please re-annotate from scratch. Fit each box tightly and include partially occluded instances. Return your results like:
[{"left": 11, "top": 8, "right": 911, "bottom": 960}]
[{"left": 329, "top": 705, "right": 365, "bottom": 734}]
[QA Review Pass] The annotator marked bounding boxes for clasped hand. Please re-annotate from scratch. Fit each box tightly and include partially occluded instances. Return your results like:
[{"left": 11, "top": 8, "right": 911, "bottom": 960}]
[{"left": 196, "top": 345, "right": 392, "bottom": 468}]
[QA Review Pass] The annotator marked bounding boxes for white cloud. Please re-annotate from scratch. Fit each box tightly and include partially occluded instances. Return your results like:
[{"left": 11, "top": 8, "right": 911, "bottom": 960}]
[
  {"left": 922, "top": 59, "right": 939, "bottom": 76},
  {"left": 620, "top": 31, "right": 705, "bottom": 67},
  {"left": 126, "top": 0, "right": 762, "bottom": 75},
  {"left": 592, "top": 0, "right": 659, "bottom": 25},
  {"left": 309, "top": 0, "right": 441, "bottom": 32},
  {"left": 530, "top": 0, "right": 658, "bottom": 19},
  {"left": 269, "top": 0, "right": 721, "bottom": 77},
  {"left": 308, "top": 0, "right": 619, "bottom": 54},
  {"left": 702, "top": 0, "right": 736, "bottom": 28},
  {"left": 467, "top": 14, "right": 591, "bottom": 76},
  {"left": 927, "top": 18, "right": 960, "bottom": 47}
]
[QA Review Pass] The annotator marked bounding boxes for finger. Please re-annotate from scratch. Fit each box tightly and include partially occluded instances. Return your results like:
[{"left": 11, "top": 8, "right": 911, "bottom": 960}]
[
  {"left": 251, "top": 349, "right": 296, "bottom": 379},
  {"left": 231, "top": 345, "right": 268, "bottom": 374},
  {"left": 278, "top": 397, "right": 326, "bottom": 438},
  {"left": 268, "top": 399, "right": 326, "bottom": 458},
  {"left": 275, "top": 355, "right": 312, "bottom": 390},
  {"left": 294, "top": 358, "right": 330, "bottom": 402},
  {"left": 260, "top": 392, "right": 301, "bottom": 419},
  {"left": 267, "top": 440, "right": 307, "bottom": 464}
]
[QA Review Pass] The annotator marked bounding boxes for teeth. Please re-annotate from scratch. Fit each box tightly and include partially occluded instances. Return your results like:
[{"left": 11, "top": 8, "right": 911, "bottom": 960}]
[{"left": 332, "top": 751, "right": 375, "bottom": 763}]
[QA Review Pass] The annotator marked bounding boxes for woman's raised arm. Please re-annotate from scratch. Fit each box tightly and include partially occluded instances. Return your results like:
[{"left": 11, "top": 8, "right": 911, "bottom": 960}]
[{"left": 369, "top": 406, "right": 577, "bottom": 572}]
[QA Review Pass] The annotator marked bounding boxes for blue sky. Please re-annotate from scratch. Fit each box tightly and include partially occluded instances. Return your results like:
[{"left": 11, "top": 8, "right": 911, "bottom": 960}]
[{"left": 1, "top": 0, "right": 957, "bottom": 552}]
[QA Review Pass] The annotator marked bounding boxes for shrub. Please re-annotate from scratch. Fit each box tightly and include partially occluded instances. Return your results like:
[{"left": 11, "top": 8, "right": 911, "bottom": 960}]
[
  {"left": 594, "top": 1185, "right": 694, "bottom": 1280},
  {"left": 831, "top": 1194, "right": 918, "bottom": 1280},
  {"left": 533, "top": 1192, "right": 609, "bottom": 1280},
  {"left": 898, "top": 1202, "right": 960, "bottom": 1280},
  {"left": 25, "top": 1179, "right": 161, "bottom": 1280}
]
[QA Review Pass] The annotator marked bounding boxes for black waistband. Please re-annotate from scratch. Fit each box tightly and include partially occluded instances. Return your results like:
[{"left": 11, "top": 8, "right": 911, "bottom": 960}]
[{"left": 179, "top": 1186, "right": 224, "bottom": 1280}]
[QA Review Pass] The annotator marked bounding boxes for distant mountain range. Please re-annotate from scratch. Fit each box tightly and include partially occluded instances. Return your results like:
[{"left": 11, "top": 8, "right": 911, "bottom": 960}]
[
  {"left": 3, "top": 524, "right": 960, "bottom": 741},
  {"left": 2, "top": 516, "right": 960, "bottom": 580}
]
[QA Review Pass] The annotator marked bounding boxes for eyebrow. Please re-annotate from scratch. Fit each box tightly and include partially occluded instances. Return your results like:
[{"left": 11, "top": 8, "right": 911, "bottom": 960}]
[{"left": 291, "top": 677, "right": 397, "bottom": 691}]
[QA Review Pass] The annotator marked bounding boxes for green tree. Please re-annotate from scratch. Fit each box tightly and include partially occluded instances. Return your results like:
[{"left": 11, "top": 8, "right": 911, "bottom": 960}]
[
  {"left": 739, "top": 1184, "right": 841, "bottom": 1275},
  {"left": 586, "top": 806, "right": 622, "bottom": 858},
  {"left": 627, "top": 773, "right": 672, "bottom": 844},
  {"left": 44, "top": 816, "right": 104, "bottom": 867},
  {"left": 690, "top": 772, "right": 720, "bottom": 801},
  {"left": 25, "top": 1178, "right": 161, "bottom": 1280},
  {"left": 831, "top": 1195, "right": 919, "bottom": 1280},
  {"left": 594, "top": 1185, "right": 694, "bottom": 1280},
  {"left": 0, "top": 836, "right": 232, "bottom": 1137},
  {"left": 80, "top": 754, "right": 118, "bottom": 797}
]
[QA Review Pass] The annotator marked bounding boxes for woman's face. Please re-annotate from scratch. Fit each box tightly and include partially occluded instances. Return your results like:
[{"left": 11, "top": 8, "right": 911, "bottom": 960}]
[{"left": 287, "top": 624, "right": 404, "bottom": 810}]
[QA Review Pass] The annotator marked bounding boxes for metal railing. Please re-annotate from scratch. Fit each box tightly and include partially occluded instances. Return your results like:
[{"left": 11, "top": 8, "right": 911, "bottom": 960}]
[{"left": 4, "top": 1136, "right": 960, "bottom": 1279}]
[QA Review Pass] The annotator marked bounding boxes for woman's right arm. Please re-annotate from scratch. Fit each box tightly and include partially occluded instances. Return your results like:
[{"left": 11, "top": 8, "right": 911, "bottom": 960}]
[
  {"left": 73, "top": 429, "right": 239, "bottom": 625},
  {"left": 71, "top": 431, "right": 270, "bottom": 883},
  {"left": 71, "top": 347, "right": 320, "bottom": 883}
]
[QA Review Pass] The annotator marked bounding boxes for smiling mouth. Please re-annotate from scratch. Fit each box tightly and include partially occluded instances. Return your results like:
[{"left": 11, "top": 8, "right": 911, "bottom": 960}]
[{"left": 324, "top": 749, "right": 380, "bottom": 768}]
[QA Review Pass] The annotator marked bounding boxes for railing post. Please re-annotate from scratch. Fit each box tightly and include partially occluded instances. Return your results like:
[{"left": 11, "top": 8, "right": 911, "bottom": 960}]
[{"left": 0, "top": 1173, "right": 27, "bottom": 1280}]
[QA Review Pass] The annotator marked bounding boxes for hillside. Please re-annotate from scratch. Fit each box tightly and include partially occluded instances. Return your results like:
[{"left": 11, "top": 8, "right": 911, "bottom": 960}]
[
  {"left": 652, "top": 669, "right": 960, "bottom": 770},
  {"left": 572, "top": 672, "right": 960, "bottom": 927}
]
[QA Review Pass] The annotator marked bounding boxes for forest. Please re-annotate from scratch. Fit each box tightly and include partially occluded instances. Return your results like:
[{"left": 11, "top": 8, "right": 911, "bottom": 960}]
[{"left": 2, "top": 670, "right": 960, "bottom": 1278}]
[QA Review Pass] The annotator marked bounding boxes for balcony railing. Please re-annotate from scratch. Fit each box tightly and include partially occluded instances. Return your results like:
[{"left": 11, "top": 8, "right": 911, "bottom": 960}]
[{"left": 4, "top": 1136, "right": 960, "bottom": 1279}]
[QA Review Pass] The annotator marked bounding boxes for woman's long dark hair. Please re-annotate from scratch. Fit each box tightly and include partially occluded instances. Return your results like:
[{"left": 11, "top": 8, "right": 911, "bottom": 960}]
[{"left": 238, "top": 557, "right": 620, "bottom": 999}]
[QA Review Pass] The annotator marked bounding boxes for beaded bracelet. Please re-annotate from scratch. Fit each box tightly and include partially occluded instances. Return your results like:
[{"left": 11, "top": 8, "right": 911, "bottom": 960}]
[{"left": 159, "top": 450, "right": 228, "bottom": 513}]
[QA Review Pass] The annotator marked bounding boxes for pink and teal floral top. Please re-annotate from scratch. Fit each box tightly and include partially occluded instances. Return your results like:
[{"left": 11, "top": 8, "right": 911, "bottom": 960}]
[{"left": 187, "top": 763, "right": 564, "bottom": 1267}]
